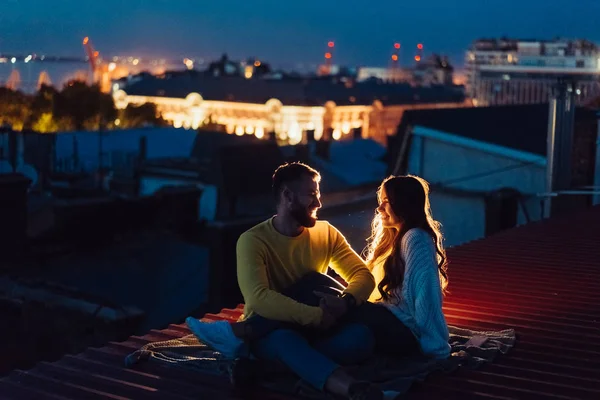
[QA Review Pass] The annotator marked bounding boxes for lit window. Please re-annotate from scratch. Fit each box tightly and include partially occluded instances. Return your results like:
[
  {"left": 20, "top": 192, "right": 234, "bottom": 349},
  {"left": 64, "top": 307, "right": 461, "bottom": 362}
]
[{"left": 255, "top": 126, "right": 264, "bottom": 139}]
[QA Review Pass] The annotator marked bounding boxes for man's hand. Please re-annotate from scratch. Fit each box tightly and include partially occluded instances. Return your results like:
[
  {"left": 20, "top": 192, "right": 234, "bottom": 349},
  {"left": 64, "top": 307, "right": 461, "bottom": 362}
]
[
  {"left": 318, "top": 302, "right": 337, "bottom": 330},
  {"left": 314, "top": 291, "right": 348, "bottom": 319}
]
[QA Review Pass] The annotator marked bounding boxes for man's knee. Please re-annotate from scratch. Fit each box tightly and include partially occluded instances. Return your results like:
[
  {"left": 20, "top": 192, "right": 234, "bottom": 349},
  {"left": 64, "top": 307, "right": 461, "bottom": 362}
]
[
  {"left": 344, "top": 323, "right": 375, "bottom": 357},
  {"left": 325, "top": 323, "right": 374, "bottom": 364},
  {"left": 262, "top": 329, "right": 304, "bottom": 350}
]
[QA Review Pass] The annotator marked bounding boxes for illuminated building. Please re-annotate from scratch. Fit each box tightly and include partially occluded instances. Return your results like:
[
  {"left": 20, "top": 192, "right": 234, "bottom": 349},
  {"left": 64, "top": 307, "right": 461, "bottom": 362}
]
[
  {"left": 113, "top": 71, "right": 469, "bottom": 145},
  {"left": 466, "top": 38, "right": 600, "bottom": 106}
]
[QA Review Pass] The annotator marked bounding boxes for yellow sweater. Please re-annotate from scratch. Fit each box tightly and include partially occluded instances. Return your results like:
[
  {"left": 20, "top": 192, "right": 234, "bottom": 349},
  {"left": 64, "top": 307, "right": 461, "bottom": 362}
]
[{"left": 237, "top": 217, "right": 375, "bottom": 327}]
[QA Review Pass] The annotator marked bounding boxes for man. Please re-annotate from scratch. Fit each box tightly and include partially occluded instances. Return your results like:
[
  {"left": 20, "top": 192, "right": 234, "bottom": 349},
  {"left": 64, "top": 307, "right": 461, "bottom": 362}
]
[{"left": 187, "top": 162, "right": 383, "bottom": 399}]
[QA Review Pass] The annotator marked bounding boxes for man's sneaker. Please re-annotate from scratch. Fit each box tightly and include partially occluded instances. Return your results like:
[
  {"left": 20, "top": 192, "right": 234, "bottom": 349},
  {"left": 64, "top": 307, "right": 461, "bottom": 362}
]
[
  {"left": 185, "top": 317, "right": 244, "bottom": 359},
  {"left": 348, "top": 381, "right": 384, "bottom": 400}
]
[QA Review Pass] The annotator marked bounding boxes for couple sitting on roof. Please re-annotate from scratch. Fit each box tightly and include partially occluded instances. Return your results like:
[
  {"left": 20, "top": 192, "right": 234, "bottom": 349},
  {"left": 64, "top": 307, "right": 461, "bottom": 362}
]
[{"left": 186, "top": 162, "right": 450, "bottom": 400}]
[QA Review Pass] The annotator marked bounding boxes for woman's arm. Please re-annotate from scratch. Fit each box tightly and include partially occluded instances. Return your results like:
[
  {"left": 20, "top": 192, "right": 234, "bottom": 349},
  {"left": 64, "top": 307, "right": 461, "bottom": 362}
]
[{"left": 402, "top": 229, "right": 451, "bottom": 358}]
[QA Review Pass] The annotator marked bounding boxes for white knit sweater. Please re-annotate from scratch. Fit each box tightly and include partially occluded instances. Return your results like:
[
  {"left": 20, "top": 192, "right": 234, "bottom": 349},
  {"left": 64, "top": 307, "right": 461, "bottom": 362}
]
[{"left": 369, "top": 228, "right": 451, "bottom": 359}]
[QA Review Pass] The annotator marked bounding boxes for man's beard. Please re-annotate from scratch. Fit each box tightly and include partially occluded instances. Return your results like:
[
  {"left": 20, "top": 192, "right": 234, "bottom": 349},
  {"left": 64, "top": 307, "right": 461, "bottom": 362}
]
[{"left": 290, "top": 199, "right": 317, "bottom": 227}]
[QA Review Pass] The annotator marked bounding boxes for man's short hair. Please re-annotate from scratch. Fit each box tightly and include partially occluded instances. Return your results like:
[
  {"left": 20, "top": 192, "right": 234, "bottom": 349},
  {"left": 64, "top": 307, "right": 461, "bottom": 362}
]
[{"left": 272, "top": 162, "right": 321, "bottom": 200}]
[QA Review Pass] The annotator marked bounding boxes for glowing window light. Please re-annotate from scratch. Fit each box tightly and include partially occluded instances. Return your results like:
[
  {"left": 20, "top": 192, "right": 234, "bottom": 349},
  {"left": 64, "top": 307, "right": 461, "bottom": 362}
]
[
  {"left": 332, "top": 129, "right": 342, "bottom": 140},
  {"left": 314, "top": 127, "right": 324, "bottom": 141},
  {"left": 174, "top": 119, "right": 183, "bottom": 128},
  {"left": 255, "top": 126, "right": 264, "bottom": 139},
  {"left": 341, "top": 122, "right": 351, "bottom": 134},
  {"left": 245, "top": 125, "right": 254, "bottom": 134},
  {"left": 235, "top": 126, "right": 245, "bottom": 136},
  {"left": 288, "top": 122, "right": 302, "bottom": 145},
  {"left": 226, "top": 124, "right": 235, "bottom": 134},
  {"left": 244, "top": 66, "right": 253, "bottom": 79},
  {"left": 306, "top": 121, "right": 315, "bottom": 130}
]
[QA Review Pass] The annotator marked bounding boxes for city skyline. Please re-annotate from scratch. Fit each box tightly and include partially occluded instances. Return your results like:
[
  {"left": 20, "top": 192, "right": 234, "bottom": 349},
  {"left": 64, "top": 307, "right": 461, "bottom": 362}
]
[{"left": 1, "top": 0, "right": 600, "bottom": 68}]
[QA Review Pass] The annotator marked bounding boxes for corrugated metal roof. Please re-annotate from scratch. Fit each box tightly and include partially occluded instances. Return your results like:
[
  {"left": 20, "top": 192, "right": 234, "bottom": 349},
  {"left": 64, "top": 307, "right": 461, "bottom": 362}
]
[{"left": 2, "top": 205, "right": 600, "bottom": 399}]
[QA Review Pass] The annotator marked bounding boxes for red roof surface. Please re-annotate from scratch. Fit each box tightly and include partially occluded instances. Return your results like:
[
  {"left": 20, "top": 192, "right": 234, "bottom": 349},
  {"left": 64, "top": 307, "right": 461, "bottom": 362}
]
[{"left": 3, "top": 206, "right": 600, "bottom": 399}]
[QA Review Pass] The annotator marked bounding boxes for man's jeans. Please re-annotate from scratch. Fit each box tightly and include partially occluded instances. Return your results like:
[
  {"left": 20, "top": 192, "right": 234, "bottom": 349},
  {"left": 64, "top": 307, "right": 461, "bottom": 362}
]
[{"left": 247, "top": 273, "right": 375, "bottom": 390}]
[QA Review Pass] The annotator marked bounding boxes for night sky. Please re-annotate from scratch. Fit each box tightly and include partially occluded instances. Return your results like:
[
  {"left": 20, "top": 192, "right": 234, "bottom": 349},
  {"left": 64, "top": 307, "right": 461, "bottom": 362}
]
[{"left": 2, "top": 0, "right": 599, "bottom": 68}]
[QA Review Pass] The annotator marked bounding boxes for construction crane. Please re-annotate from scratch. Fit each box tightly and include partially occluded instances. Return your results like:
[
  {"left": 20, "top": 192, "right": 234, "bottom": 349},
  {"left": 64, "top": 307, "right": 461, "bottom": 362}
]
[
  {"left": 82, "top": 36, "right": 117, "bottom": 93},
  {"left": 83, "top": 37, "right": 101, "bottom": 83}
]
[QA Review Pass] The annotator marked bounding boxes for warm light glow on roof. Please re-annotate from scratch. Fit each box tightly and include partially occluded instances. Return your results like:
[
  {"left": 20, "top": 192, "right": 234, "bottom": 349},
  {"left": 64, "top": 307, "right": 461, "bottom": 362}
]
[{"left": 332, "top": 129, "right": 342, "bottom": 140}]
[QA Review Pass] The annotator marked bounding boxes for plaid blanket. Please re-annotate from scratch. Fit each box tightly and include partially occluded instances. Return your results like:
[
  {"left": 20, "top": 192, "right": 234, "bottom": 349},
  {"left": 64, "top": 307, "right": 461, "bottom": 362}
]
[{"left": 125, "top": 325, "right": 516, "bottom": 398}]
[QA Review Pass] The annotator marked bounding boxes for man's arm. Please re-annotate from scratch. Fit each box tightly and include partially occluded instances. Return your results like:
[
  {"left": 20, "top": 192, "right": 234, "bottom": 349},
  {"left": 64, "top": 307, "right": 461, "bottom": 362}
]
[
  {"left": 328, "top": 223, "right": 375, "bottom": 304},
  {"left": 237, "top": 233, "right": 323, "bottom": 327}
]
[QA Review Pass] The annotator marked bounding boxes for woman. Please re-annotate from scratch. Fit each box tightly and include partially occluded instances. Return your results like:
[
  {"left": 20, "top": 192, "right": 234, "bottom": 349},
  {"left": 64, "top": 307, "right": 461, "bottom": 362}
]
[{"left": 353, "top": 174, "right": 450, "bottom": 360}]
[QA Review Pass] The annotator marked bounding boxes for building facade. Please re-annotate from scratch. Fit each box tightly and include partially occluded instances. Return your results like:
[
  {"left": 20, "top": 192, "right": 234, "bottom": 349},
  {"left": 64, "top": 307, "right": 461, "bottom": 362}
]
[
  {"left": 466, "top": 38, "right": 600, "bottom": 106},
  {"left": 113, "top": 73, "right": 469, "bottom": 146}
]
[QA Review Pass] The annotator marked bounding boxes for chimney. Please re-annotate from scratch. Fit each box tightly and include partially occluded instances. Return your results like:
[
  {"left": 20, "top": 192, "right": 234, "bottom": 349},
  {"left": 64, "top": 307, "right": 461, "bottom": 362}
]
[
  {"left": 544, "top": 79, "right": 577, "bottom": 217},
  {"left": 0, "top": 173, "right": 31, "bottom": 262}
]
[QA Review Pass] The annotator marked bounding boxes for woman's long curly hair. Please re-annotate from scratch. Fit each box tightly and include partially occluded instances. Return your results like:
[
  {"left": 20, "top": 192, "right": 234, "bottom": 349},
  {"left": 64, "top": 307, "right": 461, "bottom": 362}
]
[{"left": 364, "top": 175, "right": 449, "bottom": 303}]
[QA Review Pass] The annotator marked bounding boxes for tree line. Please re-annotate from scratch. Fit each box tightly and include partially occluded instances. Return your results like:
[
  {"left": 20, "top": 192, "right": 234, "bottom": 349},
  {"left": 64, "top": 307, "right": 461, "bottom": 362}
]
[{"left": 0, "top": 81, "right": 165, "bottom": 133}]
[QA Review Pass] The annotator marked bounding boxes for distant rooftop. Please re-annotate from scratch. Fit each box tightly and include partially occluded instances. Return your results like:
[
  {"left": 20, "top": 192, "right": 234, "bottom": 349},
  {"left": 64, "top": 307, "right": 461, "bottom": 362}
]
[
  {"left": 471, "top": 37, "right": 599, "bottom": 54},
  {"left": 396, "top": 103, "right": 597, "bottom": 156},
  {"left": 121, "top": 72, "right": 465, "bottom": 107}
]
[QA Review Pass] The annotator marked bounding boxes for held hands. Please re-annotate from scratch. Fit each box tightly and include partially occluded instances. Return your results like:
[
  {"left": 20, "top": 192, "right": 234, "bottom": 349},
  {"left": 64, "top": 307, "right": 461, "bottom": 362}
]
[
  {"left": 314, "top": 291, "right": 348, "bottom": 319},
  {"left": 318, "top": 302, "right": 337, "bottom": 330}
]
